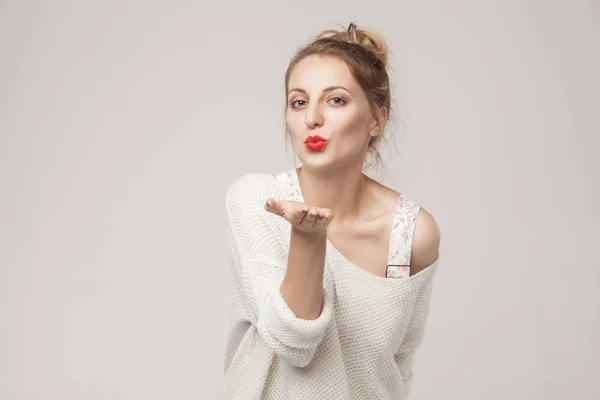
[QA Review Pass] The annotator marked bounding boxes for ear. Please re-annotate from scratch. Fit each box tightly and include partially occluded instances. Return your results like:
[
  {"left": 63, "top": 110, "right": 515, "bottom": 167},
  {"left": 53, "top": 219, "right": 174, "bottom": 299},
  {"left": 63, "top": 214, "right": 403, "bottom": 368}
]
[
  {"left": 381, "top": 107, "right": 389, "bottom": 123},
  {"left": 368, "top": 107, "right": 389, "bottom": 138}
]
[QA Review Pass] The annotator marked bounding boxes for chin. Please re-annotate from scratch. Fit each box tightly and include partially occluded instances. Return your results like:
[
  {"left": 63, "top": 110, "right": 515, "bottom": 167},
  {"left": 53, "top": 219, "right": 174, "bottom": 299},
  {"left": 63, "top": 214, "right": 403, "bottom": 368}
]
[{"left": 298, "top": 153, "right": 340, "bottom": 172}]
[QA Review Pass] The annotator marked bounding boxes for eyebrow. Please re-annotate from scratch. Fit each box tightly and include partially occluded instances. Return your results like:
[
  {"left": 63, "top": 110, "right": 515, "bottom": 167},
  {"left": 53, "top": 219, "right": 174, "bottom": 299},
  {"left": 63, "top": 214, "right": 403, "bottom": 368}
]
[{"left": 287, "top": 85, "right": 351, "bottom": 95}]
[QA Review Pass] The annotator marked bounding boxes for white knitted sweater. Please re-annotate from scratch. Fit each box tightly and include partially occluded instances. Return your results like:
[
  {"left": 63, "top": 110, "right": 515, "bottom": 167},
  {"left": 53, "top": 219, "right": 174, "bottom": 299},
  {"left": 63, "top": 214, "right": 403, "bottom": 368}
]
[{"left": 217, "top": 169, "right": 439, "bottom": 400}]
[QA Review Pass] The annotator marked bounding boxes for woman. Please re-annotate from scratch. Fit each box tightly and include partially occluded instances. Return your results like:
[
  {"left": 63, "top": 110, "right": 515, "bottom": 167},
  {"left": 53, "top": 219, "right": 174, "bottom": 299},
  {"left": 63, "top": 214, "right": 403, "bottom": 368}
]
[{"left": 219, "top": 23, "right": 441, "bottom": 399}]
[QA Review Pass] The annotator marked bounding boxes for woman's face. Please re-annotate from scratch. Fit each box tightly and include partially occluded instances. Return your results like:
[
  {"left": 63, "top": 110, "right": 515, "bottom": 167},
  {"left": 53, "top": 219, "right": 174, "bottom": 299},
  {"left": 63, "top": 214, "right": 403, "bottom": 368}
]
[{"left": 286, "top": 55, "right": 379, "bottom": 172}]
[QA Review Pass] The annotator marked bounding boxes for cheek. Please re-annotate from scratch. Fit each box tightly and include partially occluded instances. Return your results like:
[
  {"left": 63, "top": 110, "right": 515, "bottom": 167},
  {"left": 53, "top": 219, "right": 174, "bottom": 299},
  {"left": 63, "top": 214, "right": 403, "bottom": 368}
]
[
  {"left": 285, "top": 114, "right": 301, "bottom": 137},
  {"left": 329, "top": 109, "right": 370, "bottom": 137}
]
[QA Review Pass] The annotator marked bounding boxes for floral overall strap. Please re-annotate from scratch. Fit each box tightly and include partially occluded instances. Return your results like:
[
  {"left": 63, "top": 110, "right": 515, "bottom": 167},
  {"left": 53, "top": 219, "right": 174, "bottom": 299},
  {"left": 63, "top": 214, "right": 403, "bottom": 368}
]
[{"left": 386, "top": 194, "right": 421, "bottom": 278}]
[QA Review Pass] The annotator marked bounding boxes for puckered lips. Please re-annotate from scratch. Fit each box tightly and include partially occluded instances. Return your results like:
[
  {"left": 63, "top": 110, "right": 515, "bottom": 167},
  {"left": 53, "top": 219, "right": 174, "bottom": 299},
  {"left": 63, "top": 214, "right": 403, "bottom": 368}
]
[{"left": 304, "top": 135, "right": 328, "bottom": 151}]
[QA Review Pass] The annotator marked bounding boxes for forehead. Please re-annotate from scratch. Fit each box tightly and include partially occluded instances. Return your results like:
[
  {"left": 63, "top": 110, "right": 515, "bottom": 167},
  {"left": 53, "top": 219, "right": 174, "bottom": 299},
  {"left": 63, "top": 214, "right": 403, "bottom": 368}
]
[{"left": 288, "top": 55, "right": 357, "bottom": 90}]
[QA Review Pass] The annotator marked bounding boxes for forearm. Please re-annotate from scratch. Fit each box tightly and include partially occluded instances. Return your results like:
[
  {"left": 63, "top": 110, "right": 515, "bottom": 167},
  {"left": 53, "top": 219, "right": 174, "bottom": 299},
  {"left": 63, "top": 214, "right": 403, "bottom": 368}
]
[
  {"left": 280, "top": 227, "right": 327, "bottom": 320},
  {"left": 226, "top": 174, "right": 334, "bottom": 368}
]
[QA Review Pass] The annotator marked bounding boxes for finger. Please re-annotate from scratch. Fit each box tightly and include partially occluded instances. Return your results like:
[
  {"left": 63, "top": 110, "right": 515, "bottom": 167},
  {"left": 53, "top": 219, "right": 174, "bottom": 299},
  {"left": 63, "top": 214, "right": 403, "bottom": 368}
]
[
  {"left": 315, "top": 214, "right": 327, "bottom": 225},
  {"left": 319, "top": 208, "right": 333, "bottom": 222},
  {"left": 295, "top": 207, "right": 309, "bottom": 225},
  {"left": 265, "top": 198, "right": 280, "bottom": 215},
  {"left": 315, "top": 209, "right": 329, "bottom": 219},
  {"left": 314, "top": 209, "right": 326, "bottom": 222},
  {"left": 304, "top": 208, "right": 319, "bottom": 227},
  {"left": 287, "top": 205, "right": 306, "bottom": 225}
]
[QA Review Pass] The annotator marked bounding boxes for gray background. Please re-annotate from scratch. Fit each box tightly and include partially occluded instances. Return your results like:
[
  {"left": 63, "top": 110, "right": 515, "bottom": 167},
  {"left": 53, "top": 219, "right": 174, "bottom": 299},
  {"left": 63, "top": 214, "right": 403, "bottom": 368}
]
[{"left": 1, "top": 1, "right": 598, "bottom": 399}]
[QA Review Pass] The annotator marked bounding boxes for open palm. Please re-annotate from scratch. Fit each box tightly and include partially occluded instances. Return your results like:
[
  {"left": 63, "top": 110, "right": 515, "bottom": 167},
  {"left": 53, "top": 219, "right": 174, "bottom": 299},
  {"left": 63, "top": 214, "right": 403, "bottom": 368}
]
[{"left": 265, "top": 198, "right": 334, "bottom": 234}]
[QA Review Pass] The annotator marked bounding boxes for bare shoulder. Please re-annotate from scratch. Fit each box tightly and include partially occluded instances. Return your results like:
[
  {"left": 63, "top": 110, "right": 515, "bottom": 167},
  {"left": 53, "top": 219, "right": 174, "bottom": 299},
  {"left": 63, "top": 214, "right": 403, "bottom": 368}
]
[
  {"left": 363, "top": 177, "right": 441, "bottom": 274},
  {"left": 410, "top": 207, "right": 441, "bottom": 275}
]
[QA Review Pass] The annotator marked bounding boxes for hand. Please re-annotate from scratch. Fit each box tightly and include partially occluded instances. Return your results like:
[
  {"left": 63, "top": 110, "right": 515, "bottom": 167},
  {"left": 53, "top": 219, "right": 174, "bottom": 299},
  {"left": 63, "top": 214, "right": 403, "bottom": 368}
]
[{"left": 264, "top": 198, "right": 334, "bottom": 234}]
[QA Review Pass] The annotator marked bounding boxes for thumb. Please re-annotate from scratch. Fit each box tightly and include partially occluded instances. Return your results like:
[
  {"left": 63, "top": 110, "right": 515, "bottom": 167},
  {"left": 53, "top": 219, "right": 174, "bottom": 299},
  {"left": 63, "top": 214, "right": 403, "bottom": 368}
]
[{"left": 264, "top": 198, "right": 280, "bottom": 215}]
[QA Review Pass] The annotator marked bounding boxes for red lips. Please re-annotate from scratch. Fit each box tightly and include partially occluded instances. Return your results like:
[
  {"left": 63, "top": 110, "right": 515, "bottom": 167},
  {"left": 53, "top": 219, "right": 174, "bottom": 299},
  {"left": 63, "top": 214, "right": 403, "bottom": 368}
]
[
  {"left": 304, "top": 135, "right": 328, "bottom": 144},
  {"left": 304, "top": 135, "right": 328, "bottom": 151}
]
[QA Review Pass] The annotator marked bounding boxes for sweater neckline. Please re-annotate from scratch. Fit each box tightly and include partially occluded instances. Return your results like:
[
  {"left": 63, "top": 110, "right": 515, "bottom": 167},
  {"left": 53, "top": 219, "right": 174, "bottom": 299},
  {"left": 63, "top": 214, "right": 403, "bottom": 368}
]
[{"left": 286, "top": 167, "right": 437, "bottom": 285}]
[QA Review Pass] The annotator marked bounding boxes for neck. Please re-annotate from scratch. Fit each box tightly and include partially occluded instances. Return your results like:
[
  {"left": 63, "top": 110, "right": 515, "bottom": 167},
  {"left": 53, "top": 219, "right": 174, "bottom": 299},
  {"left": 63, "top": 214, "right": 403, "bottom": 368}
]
[{"left": 296, "top": 164, "right": 371, "bottom": 223}]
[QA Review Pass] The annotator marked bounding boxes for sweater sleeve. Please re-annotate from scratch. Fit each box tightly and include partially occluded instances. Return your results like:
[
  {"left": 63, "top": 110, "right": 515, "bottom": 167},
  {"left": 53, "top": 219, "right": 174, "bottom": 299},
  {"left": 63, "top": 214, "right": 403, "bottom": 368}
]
[
  {"left": 224, "top": 173, "right": 335, "bottom": 368},
  {"left": 394, "top": 260, "right": 439, "bottom": 397}
]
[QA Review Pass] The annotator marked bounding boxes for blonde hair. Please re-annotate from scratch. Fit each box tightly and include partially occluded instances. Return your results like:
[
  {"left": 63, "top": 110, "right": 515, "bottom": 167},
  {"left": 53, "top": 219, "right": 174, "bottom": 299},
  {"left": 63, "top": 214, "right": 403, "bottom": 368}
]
[{"left": 284, "top": 22, "right": 395, "bottom": 174}]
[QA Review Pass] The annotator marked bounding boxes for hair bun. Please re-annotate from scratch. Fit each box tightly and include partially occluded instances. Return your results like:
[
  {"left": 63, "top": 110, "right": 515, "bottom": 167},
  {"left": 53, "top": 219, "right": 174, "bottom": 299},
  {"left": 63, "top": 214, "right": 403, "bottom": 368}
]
[{"left": 316, "top": 22, "right": 389, "bottom": 66}]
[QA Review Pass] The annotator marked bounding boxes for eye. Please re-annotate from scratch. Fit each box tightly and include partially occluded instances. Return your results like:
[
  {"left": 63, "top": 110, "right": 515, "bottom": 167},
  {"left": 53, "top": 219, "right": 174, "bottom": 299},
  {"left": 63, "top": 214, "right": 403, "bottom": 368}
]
[
  {"left": 289, "top": 99, "right": 307, "bottom": 109},
  {"left": 328, "top": 97, "right": 346, "bottom": 106}
]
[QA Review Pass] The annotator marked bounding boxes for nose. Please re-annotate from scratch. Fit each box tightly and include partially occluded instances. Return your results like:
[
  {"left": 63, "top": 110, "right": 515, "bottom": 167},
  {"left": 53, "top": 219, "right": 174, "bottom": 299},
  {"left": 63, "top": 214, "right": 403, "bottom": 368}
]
[{"left": 304, "top": 103, "right": 323, "bottom": 129}]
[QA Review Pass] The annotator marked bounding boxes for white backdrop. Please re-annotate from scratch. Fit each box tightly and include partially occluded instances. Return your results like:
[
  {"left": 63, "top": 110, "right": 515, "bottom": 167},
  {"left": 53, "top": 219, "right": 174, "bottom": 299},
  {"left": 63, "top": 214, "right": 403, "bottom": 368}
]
[{"left": 1, "top": 1, "right": 598, "bottom": 399}]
